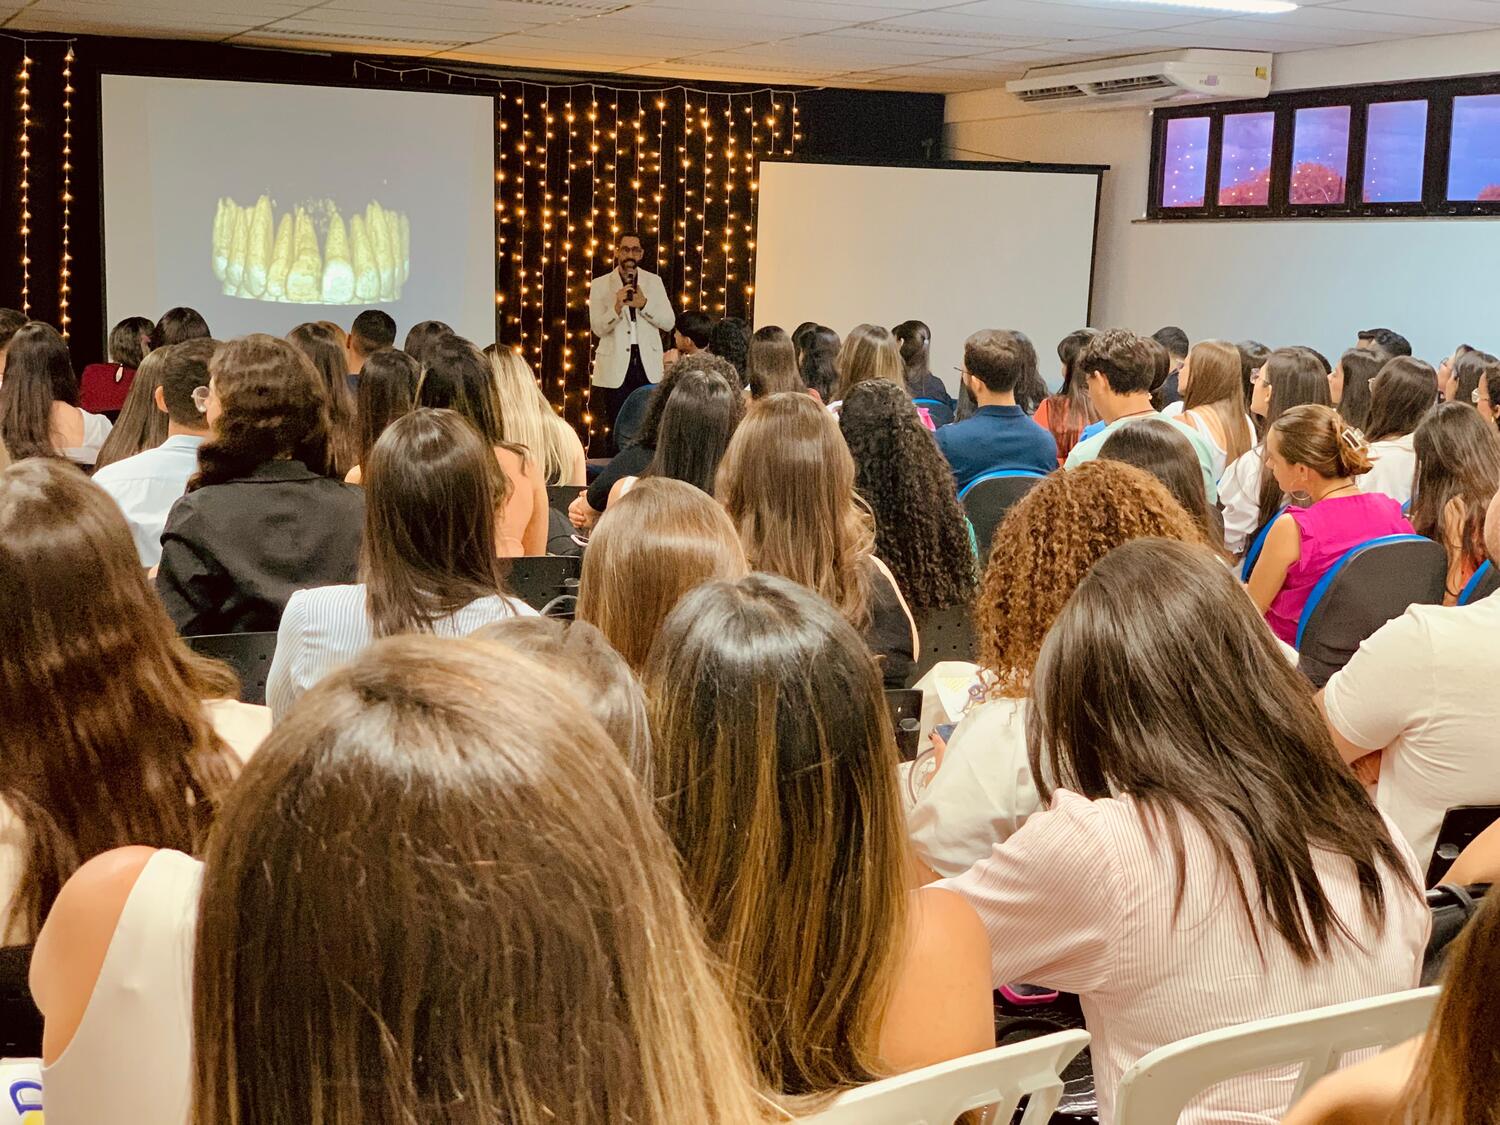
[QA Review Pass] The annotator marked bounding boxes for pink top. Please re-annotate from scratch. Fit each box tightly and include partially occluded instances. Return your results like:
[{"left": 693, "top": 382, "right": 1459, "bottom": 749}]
[
  {"left": 940, "top": 791, "right": 1427, "bottom": 1125},
  {"left": 1266, "top": 493, "right": 1415, "bottom": 645}
]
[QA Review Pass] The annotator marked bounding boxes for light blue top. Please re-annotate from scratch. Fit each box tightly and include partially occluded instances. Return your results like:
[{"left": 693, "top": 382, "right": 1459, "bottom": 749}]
[
  {"left": 91, "top": 434, "right": 205, "bottom": 567},
  {"left": 1064, "top": 413, "right": 1220, "bottom": 504}
]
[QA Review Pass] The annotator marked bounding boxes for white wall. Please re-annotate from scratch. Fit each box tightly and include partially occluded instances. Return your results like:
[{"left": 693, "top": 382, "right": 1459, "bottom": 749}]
[{"left": 945, "top": 32, "right": 1500, "bottom": 365}]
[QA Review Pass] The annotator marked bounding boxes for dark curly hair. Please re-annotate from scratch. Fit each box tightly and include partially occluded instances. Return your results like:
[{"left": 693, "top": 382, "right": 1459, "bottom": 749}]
[
  {"left": 838, "top": 379, "right": 976, "bottom": 615},
  {"left": 707, "top": 317, "right": 749, "bottom": 380}
]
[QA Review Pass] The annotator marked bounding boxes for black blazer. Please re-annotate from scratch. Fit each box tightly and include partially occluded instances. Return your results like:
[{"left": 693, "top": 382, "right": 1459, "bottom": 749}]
[{"left": 156, "top": 460, "right": 364, "bottom": 636}]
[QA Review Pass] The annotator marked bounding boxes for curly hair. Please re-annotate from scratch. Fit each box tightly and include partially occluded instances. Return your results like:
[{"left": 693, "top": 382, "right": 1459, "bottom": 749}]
[
  {"left": 838, "top": 380, "right": 975, "bottom": 614},
  {"left": 974, "top": 460, "right": 1204, "bottom": 698}
]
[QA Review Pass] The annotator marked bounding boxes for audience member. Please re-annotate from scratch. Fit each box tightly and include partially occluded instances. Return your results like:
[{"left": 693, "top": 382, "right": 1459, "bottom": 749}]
[
  {"left": 672, "top": 309, "right": 714, "bottom": 358},
  {"left": 473, "top": 616, "right": 650, "bottom": 773},
  {"left": 92, "top": 346, "right": 171, "bottom": 470},
  {"left": 287, "top": 322, "right": 359, "bottom": 476},
  {"left": 485, "top": 344, "right": 587, "bottom": 485},
  {"left": 344, "top": 308, "right": 396, "bottom": 377},
  {"left": 831, "top": 323, "right": 905, "bottom": 410},
  {"left": 839, "top": 379, "right": 976, "bottom": 615},
  {"left": 1358, "top": 326, "right": 1413, "bottom": 361},
  {"left": 1033, "top": 328, "right": 1100, "bottom": 464},
  {"left": 1219, "top": 347, "right": 1333, "bottom": 558},
  {"left": 934, "top": 329, "right": 1057, "bottom": 491},
  {"left": 78, "top": 316, "right": 152, "bottom": 419},
  {"left": 1064, "top": 329, "right": 1219, "bottom": 502},
  {"left": 708, "top": 315, "right": 749, "bottom": 380},
  {"left": 644, "top": 574, "right": 993, "bottom": 1097},
  {"left": 893, "top": 319, "right": 955, "bottom": 410},
  {"left": 1099, "top": 418, "right": 1227, "bottom": 557},
  {"left": 1012, "top": 331, "right": 1050, "bottom": 416},
  {"left": 578, "top": 477, "right": 748, "bottom": 671},
  {"left": 1284, "top": 891, "right": 1500, "bottom": 1125},
  {"left": 267, "top": 409, "right": 535, "bottom": 720},
  {"left": 155, "top": 334, "right": 364, "bottom": 635},
  {"left": 1329, "top": 346, "right": 1381, "bottom": 432},
  {"left": 1318, "top": 485, "right": 1500, "bottom": 869},
  {"left": 908, "top": 461, "right": 1205, "bottom": 878},
  {"left": 1409, "top": 402, "right": 1500, "bottom": 602},
  {"left": 149, "top": 306, "right": 210, "bottom": 350},
  {"left": 1151, "top": 325, "right": 1190, "bottom": 406},
  {"left": 719, "top": 392, "right": 918, "bottom": 687},
  {"left": 1164, "top": 339, "right": 1255, "bottom": 479},
  {"left": 944, "top": 538, "right": 1427, "bottom": 1122},
  {"left": 415, "top": 334, "right": 547, "bottom": 556},
  {"left": 402, "top": 318, "right": 454, "bottom": 367},
  {"left": 33, "top": 637, "right": 766, "bottom": 1124},
  {"left": 1247, "top": 404, "right": 1413, "bottom": 646},
  {"left": 351, "top": 347, "right": 420, "bottom": 476},
  {"left": 609, "top": 367, "right": 743, "bottom": 504},
  {"left": 1237, "top": 339, "right": 1271, "bottom": 404},
  {"left": 92, "top": 339, "right": 216, "bottom": 567},
  {"left": 796, "top": 323, "right": 840, "bottom": 404},
  {"left": 746, "top": 325, "right": 804, "bottom": 399},
  {"left": 1359, "top": 357, "right": 1438, "bottom": 505},
  {"left": 0, "top": 321, "right": 113, "bottom": 465},
  {"left": 1446, "top": 347, "right": 1499, "bottom": 424},
  {"left": 0, "top": 307, "right": 26, "bottom": 379},
  {"left": 0, "top": 458, "right": 240, "bottom": 946}
]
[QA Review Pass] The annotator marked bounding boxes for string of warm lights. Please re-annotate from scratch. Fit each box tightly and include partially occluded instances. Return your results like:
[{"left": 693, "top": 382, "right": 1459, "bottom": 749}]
[
  {"left": 17, "top": 48, "right": 31, "bottom": 317},
  {"left": 59, "top": 46, "right": 73, "bottom": 337}
]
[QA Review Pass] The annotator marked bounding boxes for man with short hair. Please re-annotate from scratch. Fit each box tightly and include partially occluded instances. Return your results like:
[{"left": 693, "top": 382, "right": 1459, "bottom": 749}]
[
  {"left": 93, "top": 339, "right": 217, "bottom": 567},
  {"left": 1318, "top": 487, "right": 1500, "bottom": 866},
  {"left": 934, "top": 329, "right": 1058, "bottom": 492},
  {"left": 589, "top": 231, "right": 674, "bottom": 447},
  {"left": 1151, "top": 325, "right": 1190, "bottom": 407},
  {"left": 673, "top": 310, "right": 713, "bottom": 357},
  {"left": 894, "top": 320, "right": 956, "bottom": 410},
  {"left": 1064, "top": 328, "right": 1220, "bottom": 502},
  {"left": 346, "top": 309, "right": 397, "bottom": 379},
  {"left": 1358, "top": 327, "right": 1413, "bottom": 361}
]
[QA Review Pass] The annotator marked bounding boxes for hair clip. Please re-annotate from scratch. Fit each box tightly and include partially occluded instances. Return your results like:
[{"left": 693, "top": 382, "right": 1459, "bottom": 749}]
[{"left": 1338, "top": 425, "right": 1365, "bottom": 450}]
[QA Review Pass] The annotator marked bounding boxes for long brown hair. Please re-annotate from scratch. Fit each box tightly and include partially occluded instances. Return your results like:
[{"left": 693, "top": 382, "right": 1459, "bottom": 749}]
[
  {"left": 975, "top": 461, "right": 1203, "bottom": 699},
  {"left": 577, "top": 477, "right": 747, "bottom": 671},
  {"left": 1099, "top": 418, "right": 1228, "bottom": 558},
  {"left": 1405, "top": 892, "right": 1500, "bottom": 1124},
  {"left": 1182, "top": 339, "right": 1253, "bottom": 464},
  {"left": 190, "top": 635, "right": 766, "bottom": 1125},
  {"left": 0, "top": 322, "right": 78, "bottom": 461},
  {"left": 354, "top": 348, "right": 420, "bottom": 467},
  {"left": 644, "top": 367, "right": 744, "bottom": 493},
  {"left": 361, "top": 409, "right": 507, "bottom": 639},
  {"left": 1365, "top": 357, "right": 1438, "bottom": 444},
  {"left": 191, "top": 334, "right": 333, "bottom": 490},
  {"left": 288, "top": 322, "right": 359, "bottom": 475},
  {"left": 1254, "top": 348, "right": 1335, "bottom": 530},
  {"left": 1043, "top": 328, "right": 1100, "bottom": 459},
  {"left": 94, "top": 346, "right": 172, "bottom": 469},
  {"left": 0, "top": 459, "right": 238, "bottom": 941},
  {"left": 747, "top": 326, "right": 804, "bottom": 399},
  {"left": 834, "top": 323, "right": 903, "bottom": 402},
  {"left": 1030, "top": 538, "right": 1422, "bottom": 965},
  {"left": 643, "top": 574, "right": 909, "bottom": 1097},
  {"left": 718, "top": 392, "right": 876, "bottom": 630},
  {"left": 1410, "top": 402, "right": 1500, "bottom": 575}
]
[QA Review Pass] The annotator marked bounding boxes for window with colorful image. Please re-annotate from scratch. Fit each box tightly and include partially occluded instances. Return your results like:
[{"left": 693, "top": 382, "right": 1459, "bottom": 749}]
[
  {"left": 1363, "top": 100, "right": 1427, "bottom": 204},
  {"left": 1290, "top": 105, "right": 1351, "bottom": 205},
  {"left": 1218, "top": 111, "right": 1275, "bottom": 206},
  {"left": 1161, "top": 116, "right": 1210, "bottom": 208},
  {"left": 1448, "top": 93, "right": 1500, "bottom": 202}
]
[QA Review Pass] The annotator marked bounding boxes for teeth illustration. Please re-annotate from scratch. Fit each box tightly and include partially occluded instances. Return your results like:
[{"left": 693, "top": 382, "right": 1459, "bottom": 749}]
[{"left": 213, "top": 197, "right": 410, "bottom": 305}]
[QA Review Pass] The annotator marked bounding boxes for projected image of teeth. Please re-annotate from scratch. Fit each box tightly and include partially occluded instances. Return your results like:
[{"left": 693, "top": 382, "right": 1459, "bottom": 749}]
[{"left": 212, "top": 196, "right": 410, "bottom": 304}]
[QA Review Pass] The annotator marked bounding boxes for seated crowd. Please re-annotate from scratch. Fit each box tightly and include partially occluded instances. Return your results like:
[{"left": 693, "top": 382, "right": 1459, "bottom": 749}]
[{"left": 0, "top": 296, "right": 1498, "bottom": 1125}]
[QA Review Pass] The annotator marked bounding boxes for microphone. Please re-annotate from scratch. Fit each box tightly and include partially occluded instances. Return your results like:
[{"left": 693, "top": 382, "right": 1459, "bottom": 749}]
[{"left": 623, "top": 265, "right": 638, "bottom": 321}]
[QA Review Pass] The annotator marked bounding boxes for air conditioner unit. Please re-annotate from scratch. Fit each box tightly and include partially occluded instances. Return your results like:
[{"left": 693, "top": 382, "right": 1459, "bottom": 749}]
[{"left": 1006, "top": 49, "right": 1271, "bottom": 109}]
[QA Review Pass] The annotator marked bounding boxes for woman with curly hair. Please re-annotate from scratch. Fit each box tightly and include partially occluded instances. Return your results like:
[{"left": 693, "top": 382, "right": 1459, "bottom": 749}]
[
  {"left": 839, "top": 380, "right": 975, "bottom": 617},
  {"left": 907, "top": 460, "right": 1206, "bottom": 878}
]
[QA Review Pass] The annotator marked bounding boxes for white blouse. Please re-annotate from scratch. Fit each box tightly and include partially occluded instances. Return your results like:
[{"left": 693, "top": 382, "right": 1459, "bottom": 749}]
[
  {"left": 1360, "top": 434, "right": 1417, "bottom": 507},
  {"left": 60, "top": 410, "right": 113, "bottom": 467},
  {"left": 1219, "top": 445, "right": 1266, "bottom": 561}
]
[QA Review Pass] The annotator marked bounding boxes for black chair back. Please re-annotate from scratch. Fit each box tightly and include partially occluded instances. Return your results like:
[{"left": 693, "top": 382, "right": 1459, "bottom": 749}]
[
  {"left": 885, "top": 688, "right": 923, "bottom": 762},
  {"left": 546, "top": 484, "right": 584, "bottom": 514},
  {"left": 1458, "top": 560, "right": 1500, "bottom": 606},
  {"left": 960, "top": 471, "right": 1046, "bottom": 562},
  {"left": 506, "top": 555, "right": 583, "bottom": 612},
  {"left": 1426, "top": 804, "right": 1500, "bottom": 887},
  {"left": 0, "top": 944, "right": 40, "bottom": 1059},
  {"left": 913, "top": 397, "right": 956, "bottom": 428},
  {"left": 908, "top": 602, "right": 976, "bottom": 687},
  {"left": 1296, "top": 536, "right": 1446, "bottom": 688},
  {"left": 184, "top": 631, "right": 278, "bottom": 706},
  {"left": 1424, "top": 882, "right": 1491, "bottom": 986}
]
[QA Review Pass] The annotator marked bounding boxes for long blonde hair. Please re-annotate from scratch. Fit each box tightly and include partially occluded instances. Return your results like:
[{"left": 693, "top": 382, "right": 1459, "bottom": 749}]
[
  {"left": 643, "top": 574, "right": 909, "bottom": 1099},
  {"left": 717, "top": 392, "right": 875, "bottom": 630},
  {"left": 191, "top": 635, "right": 768, "bottom": 1125},
  {"left": 1182, "top": 340, "right": 1254, "bottom": 464},
  {"left": 577, "top": 477, "right": 748, "bottom": 670},
  {"left": 485, "top": 344, "right": 578, "bottom": 483},
  {"left": 834, "top": 324, "right": 904, "bottom": 402}
]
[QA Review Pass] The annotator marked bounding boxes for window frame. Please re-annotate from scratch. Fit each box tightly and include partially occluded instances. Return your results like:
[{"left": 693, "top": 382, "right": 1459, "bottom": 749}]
[{"left": 1147, "top": 71, "right": 1500, "bottom": 220}]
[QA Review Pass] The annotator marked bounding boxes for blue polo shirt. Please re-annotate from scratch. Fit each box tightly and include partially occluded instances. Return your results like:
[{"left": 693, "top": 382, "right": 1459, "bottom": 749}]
[{"left": 934, "top": 405, "right": 1058, "bottom": 493}]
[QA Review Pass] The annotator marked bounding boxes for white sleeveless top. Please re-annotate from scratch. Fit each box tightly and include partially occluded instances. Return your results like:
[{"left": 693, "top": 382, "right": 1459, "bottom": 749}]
[{"left": 41, "top": 849, "right": 201, "bottom": 1125}]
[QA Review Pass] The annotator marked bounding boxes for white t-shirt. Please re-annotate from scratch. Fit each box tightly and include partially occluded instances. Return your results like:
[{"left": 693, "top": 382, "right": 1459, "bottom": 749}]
[
  {"left": 1323, "top": 595, "right": 1500, "bottom": 868},
  {"left": 1220, "top": 444, "right": 1266, "bottom": 561},
  {"left": 60, "top": 410, "right": 113, "bottom": 467},
  {"left": 907, "top": 697, "right": 1043, "bottom": 878},
  {"left": 1360, "top": 434, "right": 1417, "bottom": 507}
]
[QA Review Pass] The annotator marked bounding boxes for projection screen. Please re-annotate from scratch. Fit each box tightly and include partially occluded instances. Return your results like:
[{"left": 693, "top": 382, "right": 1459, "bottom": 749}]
[{"left": 752, "top": 160, "right": 1103, "bottom": 394}]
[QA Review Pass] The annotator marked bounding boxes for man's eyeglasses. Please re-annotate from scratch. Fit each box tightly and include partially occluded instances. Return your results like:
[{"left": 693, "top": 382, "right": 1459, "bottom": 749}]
[{"left": 190, "top": 386, "right": 210, "bottom": 413}]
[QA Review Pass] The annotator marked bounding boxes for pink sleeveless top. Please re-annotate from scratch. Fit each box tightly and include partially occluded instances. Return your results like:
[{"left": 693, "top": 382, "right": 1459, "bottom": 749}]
[{"left": 1266, "top": 492, "right": 1415, "bottom": 645}]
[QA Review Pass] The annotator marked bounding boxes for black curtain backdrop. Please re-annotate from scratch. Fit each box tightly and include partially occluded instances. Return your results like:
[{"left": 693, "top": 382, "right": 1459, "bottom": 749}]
[{"left": 0, "top": 32, "right": 943, "bottom": 436}]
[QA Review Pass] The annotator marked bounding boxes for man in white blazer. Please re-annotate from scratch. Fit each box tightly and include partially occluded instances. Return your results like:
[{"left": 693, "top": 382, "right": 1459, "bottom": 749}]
[{"left": 589, "top": 231, "right": 674, "bottom": 449}]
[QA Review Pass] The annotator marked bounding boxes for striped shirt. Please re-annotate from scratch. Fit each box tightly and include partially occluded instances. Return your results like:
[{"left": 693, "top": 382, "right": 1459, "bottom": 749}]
[
  {"left": 267, "top": 584, "right": 538, "bottom": 722},
  {"left": 938, "top": 790, "right": 1429, "bottom": 1124}
]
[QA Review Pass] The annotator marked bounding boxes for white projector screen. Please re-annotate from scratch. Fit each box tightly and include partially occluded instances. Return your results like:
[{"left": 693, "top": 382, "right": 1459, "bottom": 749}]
[
  {"left": 102, "top": 76, "right": 496, "bottom": 345},
  {"left": 753, "top": 160, "right": 1102, "bottom": 394}
]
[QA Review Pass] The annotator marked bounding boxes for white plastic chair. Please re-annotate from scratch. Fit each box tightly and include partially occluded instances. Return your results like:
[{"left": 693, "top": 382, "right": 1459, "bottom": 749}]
[
  {"left": 805, "top": 1029, "right": 1089, "bottom": 1125},
  {"left": 1113, "top": 986, "right": 1439, "bottom": 1124}
]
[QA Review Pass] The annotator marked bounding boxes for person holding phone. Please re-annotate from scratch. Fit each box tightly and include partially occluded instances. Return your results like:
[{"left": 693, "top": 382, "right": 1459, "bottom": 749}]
[{"left": 588, "top": 231, "right": 674, "bottom": 450}]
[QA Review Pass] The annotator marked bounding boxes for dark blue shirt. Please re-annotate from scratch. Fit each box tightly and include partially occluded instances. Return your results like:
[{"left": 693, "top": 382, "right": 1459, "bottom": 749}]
[{"left": 934, "top": 405, "right": 1058, "bottom": 493}]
